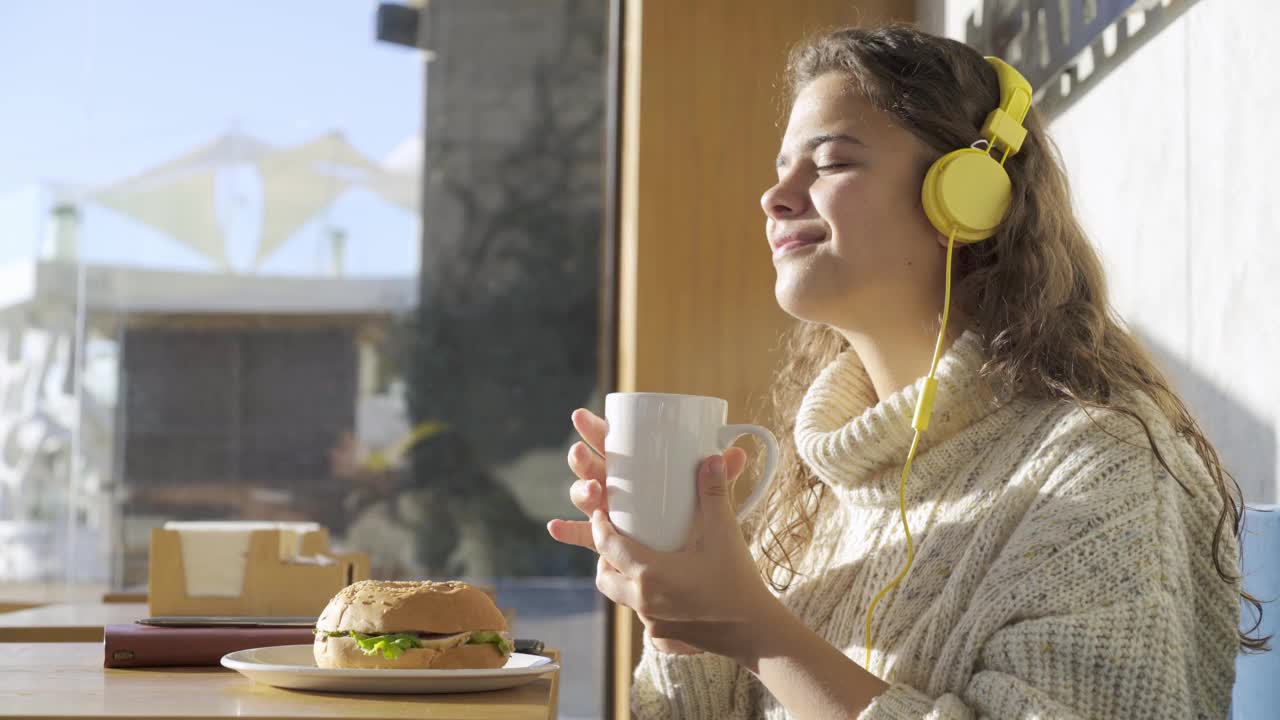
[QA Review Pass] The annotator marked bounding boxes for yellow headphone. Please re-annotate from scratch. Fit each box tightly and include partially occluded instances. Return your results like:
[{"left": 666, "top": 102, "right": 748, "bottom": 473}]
[
  {"left": 921, "top": 57, "right": 1033, "bottom": 243},
  {"left": 863, "top": 57, "right": 1033, "bottom": 670}
]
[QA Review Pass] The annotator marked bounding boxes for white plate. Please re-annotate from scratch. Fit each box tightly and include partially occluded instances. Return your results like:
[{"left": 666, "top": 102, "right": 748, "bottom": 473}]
[{"left": 221, "top": 644, "right": 559, "bottom": 694}]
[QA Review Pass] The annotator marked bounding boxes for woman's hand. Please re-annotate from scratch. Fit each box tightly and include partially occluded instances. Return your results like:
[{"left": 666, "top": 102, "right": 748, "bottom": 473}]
[
  {"left": 590, "top": 451, "right": 785, "bottom": 660},
  {"left": 547, "top": 409, "right": 783, "bottom": 660},
  {"left": 546, "top": 409, "right": 704, "bottom": 655},
  {"left": 549, "top": 416, "right": 887, "bottom": 714}
]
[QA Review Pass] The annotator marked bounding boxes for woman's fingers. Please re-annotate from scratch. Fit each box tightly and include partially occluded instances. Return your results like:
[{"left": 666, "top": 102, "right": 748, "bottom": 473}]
[
  {"left": 546, "top": 519, "right": 596, "bottom": 551},
  {"left": 723, "top": 446, "right": 748, "bottom": 483},
  {"left": 590, "top": 510, "right": 656, "bottom": 578},
  {"left": 554, "top": 410, "right": 613, "bottom": 551},
  {"left": 569, "top": 478, "right": 607, "bottom": 515},
  {"left": 567, "top": 441, "right": 606, "bottom": 483},
  {"left": 571, "top": 409, "right": 609, "bottom": 457},
  {"left": 567, "top": 412, "right": 610, "bottom": 521}
]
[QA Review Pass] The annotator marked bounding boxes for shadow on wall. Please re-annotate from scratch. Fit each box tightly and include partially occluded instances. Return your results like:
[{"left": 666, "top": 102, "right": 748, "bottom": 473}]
[{"left": 1135, "top": 329, "right": 1276, "bottom": 505}]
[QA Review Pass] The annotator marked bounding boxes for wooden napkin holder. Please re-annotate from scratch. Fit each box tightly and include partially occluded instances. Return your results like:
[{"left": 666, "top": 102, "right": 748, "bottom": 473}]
[{"left": 147, "top": 527, "right": 370, "bottom": 617}]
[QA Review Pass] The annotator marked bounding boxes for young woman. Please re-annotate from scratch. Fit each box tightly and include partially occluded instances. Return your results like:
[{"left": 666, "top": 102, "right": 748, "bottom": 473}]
[{"left": 547, "top": 24, "right": 1263, "bottom": 719}]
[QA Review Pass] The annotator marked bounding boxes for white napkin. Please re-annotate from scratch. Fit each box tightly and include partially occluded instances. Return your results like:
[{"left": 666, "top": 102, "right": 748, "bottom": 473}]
[{"left": 163, "top": 521, "right": 321, "bottom": 598}]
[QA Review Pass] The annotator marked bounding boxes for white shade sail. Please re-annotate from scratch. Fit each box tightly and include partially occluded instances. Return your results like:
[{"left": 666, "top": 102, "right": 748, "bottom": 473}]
[{"left": 79, "top": 131, "right": 419, "bottom": 271}]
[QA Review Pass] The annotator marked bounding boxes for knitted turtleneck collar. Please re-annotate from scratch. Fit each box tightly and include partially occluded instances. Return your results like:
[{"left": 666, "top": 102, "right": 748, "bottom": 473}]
[{"left": 794, "top": 330, "right": 1000, "bottom": 501}]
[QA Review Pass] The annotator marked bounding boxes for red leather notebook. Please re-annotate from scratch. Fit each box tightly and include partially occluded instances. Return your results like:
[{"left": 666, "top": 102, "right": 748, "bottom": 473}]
[{"left": 103, "top": 624, "right": 314, "bottom": 668}]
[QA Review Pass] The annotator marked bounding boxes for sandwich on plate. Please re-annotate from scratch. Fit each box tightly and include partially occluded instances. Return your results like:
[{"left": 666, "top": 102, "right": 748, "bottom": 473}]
[{"left": 313, "top": 580, "right": 513, "bottom": 670}]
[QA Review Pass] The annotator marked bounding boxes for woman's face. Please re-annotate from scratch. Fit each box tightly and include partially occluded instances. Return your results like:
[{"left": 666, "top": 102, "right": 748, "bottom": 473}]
[{"left": 762, "top": 72, "right": 944, "bottom": 332}]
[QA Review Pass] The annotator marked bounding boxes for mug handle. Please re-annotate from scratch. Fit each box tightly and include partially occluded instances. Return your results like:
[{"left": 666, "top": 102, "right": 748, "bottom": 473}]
[{"left": 717, "top": 424, "right": 780, "bottom": 520}]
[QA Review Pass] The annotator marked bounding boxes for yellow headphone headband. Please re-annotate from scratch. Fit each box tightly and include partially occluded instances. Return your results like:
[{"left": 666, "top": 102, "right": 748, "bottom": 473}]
[
  {"left": 865, "top": 57, "right": 1033, "bottom": 671},
  {"left": 980, "top": 57, "right": 1033, "bottom": 162},
  {"left": 920, "top": 57, "right": 1034, "bottom": 243}
]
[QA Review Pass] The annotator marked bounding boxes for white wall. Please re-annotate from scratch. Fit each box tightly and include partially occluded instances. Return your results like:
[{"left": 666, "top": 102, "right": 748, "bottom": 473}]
[{"left": 918, "top": 0, "right": 1280, "bottom": 503}]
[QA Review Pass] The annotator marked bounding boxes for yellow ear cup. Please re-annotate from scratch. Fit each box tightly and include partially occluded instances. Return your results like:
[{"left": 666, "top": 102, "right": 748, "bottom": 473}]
[{"left": 921, "top": 147, "right": 1011, "bottom": 242}]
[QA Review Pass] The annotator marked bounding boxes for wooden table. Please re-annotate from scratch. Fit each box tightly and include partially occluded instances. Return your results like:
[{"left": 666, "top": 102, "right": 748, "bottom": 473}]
[
  {"left": 0, "top": 643, "right": 561, "bottom": 719},
  {"left": 0, "top": 602, "right": 148, "bottom": 642}
]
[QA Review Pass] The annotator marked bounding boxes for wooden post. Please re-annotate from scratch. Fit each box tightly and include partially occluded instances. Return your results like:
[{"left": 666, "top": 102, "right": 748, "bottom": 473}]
[{"left": 613, "top": 2, "right": 914, "bottom": 717}]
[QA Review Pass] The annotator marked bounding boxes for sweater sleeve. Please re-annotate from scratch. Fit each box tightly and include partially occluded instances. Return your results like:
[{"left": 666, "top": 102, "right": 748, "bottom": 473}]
[
  {"left": 859, "top": 427, "right": 1240, "bottom": 720},
  {"left": 631, "top": 633, "right": 754, "bottom": 719}
]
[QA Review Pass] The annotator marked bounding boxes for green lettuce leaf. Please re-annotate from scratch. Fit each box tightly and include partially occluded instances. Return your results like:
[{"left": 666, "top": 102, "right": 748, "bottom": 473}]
[
  {"left": 312, "top": 628, "right": 512, "bottom": 660},
  {"left": 349, "top": 631, "right": 423, "bottom": 660},
  {"left": 468, "top": 630, "right": 514, "bottom": 656}
]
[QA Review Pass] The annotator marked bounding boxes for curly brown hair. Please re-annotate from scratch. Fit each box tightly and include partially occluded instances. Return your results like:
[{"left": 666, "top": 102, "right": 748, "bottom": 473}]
[{"left": 751, "top": 23, "right": 1268, "bottom": 653}]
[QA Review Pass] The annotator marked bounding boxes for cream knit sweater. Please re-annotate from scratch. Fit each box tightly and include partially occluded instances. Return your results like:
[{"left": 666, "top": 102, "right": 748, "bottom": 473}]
[{"left": 632, "top": 330, "right": 1240, "bottom": 719}]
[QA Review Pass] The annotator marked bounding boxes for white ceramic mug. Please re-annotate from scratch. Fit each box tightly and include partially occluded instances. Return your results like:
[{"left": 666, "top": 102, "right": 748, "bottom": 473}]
[{"left": 603, "top": 392, "right": 780, "bottom": 552}]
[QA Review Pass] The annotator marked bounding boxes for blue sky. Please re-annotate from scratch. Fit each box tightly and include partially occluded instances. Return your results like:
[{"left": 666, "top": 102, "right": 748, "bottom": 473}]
[{"left": 0, "top": 0, "right": 422, "bottom": 275}]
